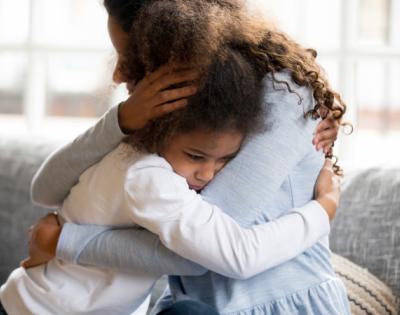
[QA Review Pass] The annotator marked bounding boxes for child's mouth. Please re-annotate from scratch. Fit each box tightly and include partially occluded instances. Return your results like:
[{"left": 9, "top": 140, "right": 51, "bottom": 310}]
[{"left": 189, "top": 184, "right": 204, "bottom": 191}]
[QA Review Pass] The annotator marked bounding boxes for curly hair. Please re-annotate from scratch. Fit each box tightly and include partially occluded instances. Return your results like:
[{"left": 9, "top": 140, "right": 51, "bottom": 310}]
[
  {"left": 120, "top": 0, "right": 267, "bottom": 80},
  {"left": 118, "top": 0, "right": 267, "bottom": 153},
  {"left": 111, "top": 0, "right": 348, "bottom": 172},
  {"left": 103, "top": 0, "right": 147, "bottom": 32},
  {"left": 126, "top": 45, "right": 266, "bottom": 153}
]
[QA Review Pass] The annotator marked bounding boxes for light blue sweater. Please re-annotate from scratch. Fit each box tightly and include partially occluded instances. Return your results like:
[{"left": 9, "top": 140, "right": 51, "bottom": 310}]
[{"left": 31, "top": 72, "right": 350, "bottom": 314}]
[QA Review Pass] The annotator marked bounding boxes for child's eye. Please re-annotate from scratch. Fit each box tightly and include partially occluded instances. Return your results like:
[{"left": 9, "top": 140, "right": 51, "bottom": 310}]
[
  {"left": 185, "top": 152, "right": 204, "bottom": 161},
  {"left": 220, "top": 155, "right": 236, "bottom": 163}
]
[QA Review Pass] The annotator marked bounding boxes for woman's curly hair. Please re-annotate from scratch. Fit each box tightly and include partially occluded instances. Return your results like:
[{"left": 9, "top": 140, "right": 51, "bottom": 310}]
[{"left": 109, "top": 0, "right": 348, "bottom": 173}]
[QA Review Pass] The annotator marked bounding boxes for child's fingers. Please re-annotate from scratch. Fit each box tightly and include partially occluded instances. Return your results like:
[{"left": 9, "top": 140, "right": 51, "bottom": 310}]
[
  {"left": 315, "top": 117, "right": 338, "bottom": 134},
  {"left": 321, "top": 159, "right": 341, "bottom": 185},
  {"left": 20, "top": 258, "right": 28, "bottom": 268},
  {"left": 315, "top": 118, "right": 331, "bottom": 134},
  {"left": 315, "top": 140, "right": 333, "bottom": 152},
  {"left": 20, "top": 257, "right": 35, "bottom": 269},
  {"left": 322, "top": 142, "right": 334, "bottom": 154},
  {"left": 322, "top": 158, "right": 334, "bottom": 172},
  {"left": 313, "top": 128, "right": 338, "bottom": 146},
  {"left": 21, "top": 257, "right": 43, "bottom": 269},
  {"left": 152, "top": 99, "right": 188, "bottom": 118}
]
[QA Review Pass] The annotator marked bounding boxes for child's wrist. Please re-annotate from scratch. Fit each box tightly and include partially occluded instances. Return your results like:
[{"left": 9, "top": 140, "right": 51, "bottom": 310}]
[{"left": 316, "top": 195, "right": 337, "bottom": 221}]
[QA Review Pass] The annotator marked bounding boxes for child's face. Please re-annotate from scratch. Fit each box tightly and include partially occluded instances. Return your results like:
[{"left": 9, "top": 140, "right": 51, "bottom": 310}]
[{"left": 161, "top": 129, "right": 243, "bottom": 191}]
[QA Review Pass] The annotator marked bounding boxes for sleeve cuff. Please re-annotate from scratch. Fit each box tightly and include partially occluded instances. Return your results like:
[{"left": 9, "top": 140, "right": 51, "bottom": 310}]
[
  {"left": 106, "top": 104, "right": 129, "bottom": 139},
  {"left": 56, "top": 223, "right": 111, "bottom": 263}
]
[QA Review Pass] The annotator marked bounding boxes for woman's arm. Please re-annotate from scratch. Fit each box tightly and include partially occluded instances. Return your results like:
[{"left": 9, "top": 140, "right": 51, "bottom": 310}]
[
  {"left": 31, "top": 65, "right": 198, "bottom": 208},
  {"left": 59, "top": 224, "right": 208, "bottom": 277},
  {"left": 31, "top": 106, "right": 125, "bottom": 208},
  {"left": 22, "top": 213, "right": 207, "bottom": 276}
]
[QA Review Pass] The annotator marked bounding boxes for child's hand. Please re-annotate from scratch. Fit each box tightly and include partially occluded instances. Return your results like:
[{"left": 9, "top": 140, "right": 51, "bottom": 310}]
[
  {"left": 312, "top": 117, "right": 339, "bottom": 154},
  {"left": 314, "top": 159, "right": 342, "bottom": 221},
  {"left": 118, "top": 64, "right": 199, "bottom": 133},
  {"left": 20, "top": 212, "right": 61, "bottom": 269}
]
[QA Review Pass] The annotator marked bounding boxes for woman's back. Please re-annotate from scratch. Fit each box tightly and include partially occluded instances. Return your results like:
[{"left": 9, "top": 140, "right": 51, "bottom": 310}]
[{"left": 155, "top": 72, "right": 350, "bottom": 315}]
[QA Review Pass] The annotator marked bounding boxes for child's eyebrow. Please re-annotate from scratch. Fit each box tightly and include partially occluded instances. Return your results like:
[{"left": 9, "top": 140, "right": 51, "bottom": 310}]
[
  {"left": 186, "top": 148, "right": 209, "bottom": 156},
  {"left": 223, "top": 151, "right": 239, "bottom": 159},
  {"left": 186, "top": 147, "right": 240, "bottom": 159}
]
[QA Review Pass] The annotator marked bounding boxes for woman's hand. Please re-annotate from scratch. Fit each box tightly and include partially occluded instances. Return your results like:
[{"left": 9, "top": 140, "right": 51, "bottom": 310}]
[
  {"left": 20, "top": 213, "right": 61, "bottom": 269},
  {"left": 314, "top": 159, "right": 341, "bottom": 221},
  {"left": 313, "top": 117, "right": 340, "bottom": 154},
  {"left": 118, "top": 64, "right": 199, "bottom": 133}
]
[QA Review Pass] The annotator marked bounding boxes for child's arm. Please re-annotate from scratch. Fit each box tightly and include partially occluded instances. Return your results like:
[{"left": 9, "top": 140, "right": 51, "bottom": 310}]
[
  {"left": 54, "top": 200, "right": 329, "bottom": 280},
  {"left": 117, "top": 157, "right": 332, "bottom": 280}
]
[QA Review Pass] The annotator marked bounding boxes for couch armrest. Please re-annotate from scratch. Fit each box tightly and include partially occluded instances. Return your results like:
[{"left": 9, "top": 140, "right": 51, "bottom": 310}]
[
  {"left": 330, "top": 168, "right": 400, "bottom": 297},
  {"left": 0, "top": 136, "right": 60, "bottom": 283}
]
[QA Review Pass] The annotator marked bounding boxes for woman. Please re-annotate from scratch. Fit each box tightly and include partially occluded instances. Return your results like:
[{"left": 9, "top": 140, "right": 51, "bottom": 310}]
[{"left": 22, "top": 1, "right": 345, "bottom": 314}]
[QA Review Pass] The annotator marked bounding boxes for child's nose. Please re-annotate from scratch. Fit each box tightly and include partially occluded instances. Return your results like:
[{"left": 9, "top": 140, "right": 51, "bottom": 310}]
[{"left": 196, "top": 163, "right": 216, "bottom": 183}]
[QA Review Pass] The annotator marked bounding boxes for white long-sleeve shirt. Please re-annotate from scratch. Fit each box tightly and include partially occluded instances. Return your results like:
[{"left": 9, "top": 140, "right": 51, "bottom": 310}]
[{"left": 1, "top": 138, "right": 328, "bottom": 315}]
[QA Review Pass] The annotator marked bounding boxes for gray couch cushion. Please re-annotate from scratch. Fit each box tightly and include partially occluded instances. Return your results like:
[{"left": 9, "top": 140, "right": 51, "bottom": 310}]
[
  {"left": 330, "top": 168, "right": 400, "bottom": 298},
  {"left": 0, "top": 136, "right": 59, "bottom": 283}
]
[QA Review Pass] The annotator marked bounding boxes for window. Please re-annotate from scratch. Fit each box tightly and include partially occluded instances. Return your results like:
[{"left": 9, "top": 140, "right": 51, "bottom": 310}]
[
  {"left": 257, "top": 0, "right": 400, "bottom": 169},
  {"left": 1, "top": 0, "right": 399, "bottom": 168},
  {"left": 0, "top": 0, "right": 126, "bottom": 139}
]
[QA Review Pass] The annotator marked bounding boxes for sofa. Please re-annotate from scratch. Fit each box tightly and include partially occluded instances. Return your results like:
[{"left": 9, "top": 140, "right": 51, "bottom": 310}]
[{"left": 0, "top": 134, "right": 399, "bottom": 314}]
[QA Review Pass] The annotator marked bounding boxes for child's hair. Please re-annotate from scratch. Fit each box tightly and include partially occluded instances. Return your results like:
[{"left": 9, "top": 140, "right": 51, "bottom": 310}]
[
  {"left": 126, "top": 45, "right": 266, "bottom": 153},
  {"left": 103, "top": 0, "right": 147, "bottom": 32}
]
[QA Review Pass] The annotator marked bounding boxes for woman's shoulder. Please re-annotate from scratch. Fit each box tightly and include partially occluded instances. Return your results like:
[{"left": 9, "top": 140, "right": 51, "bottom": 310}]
[
  {"left": 258, "top": 71, "right": 319, "bottom": 146},
  {"left": 263, "top": 70, "right": 308, "bottom": 92},
  {"left": 262, "top": 70, "right": 316, "bottom": 114}
]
